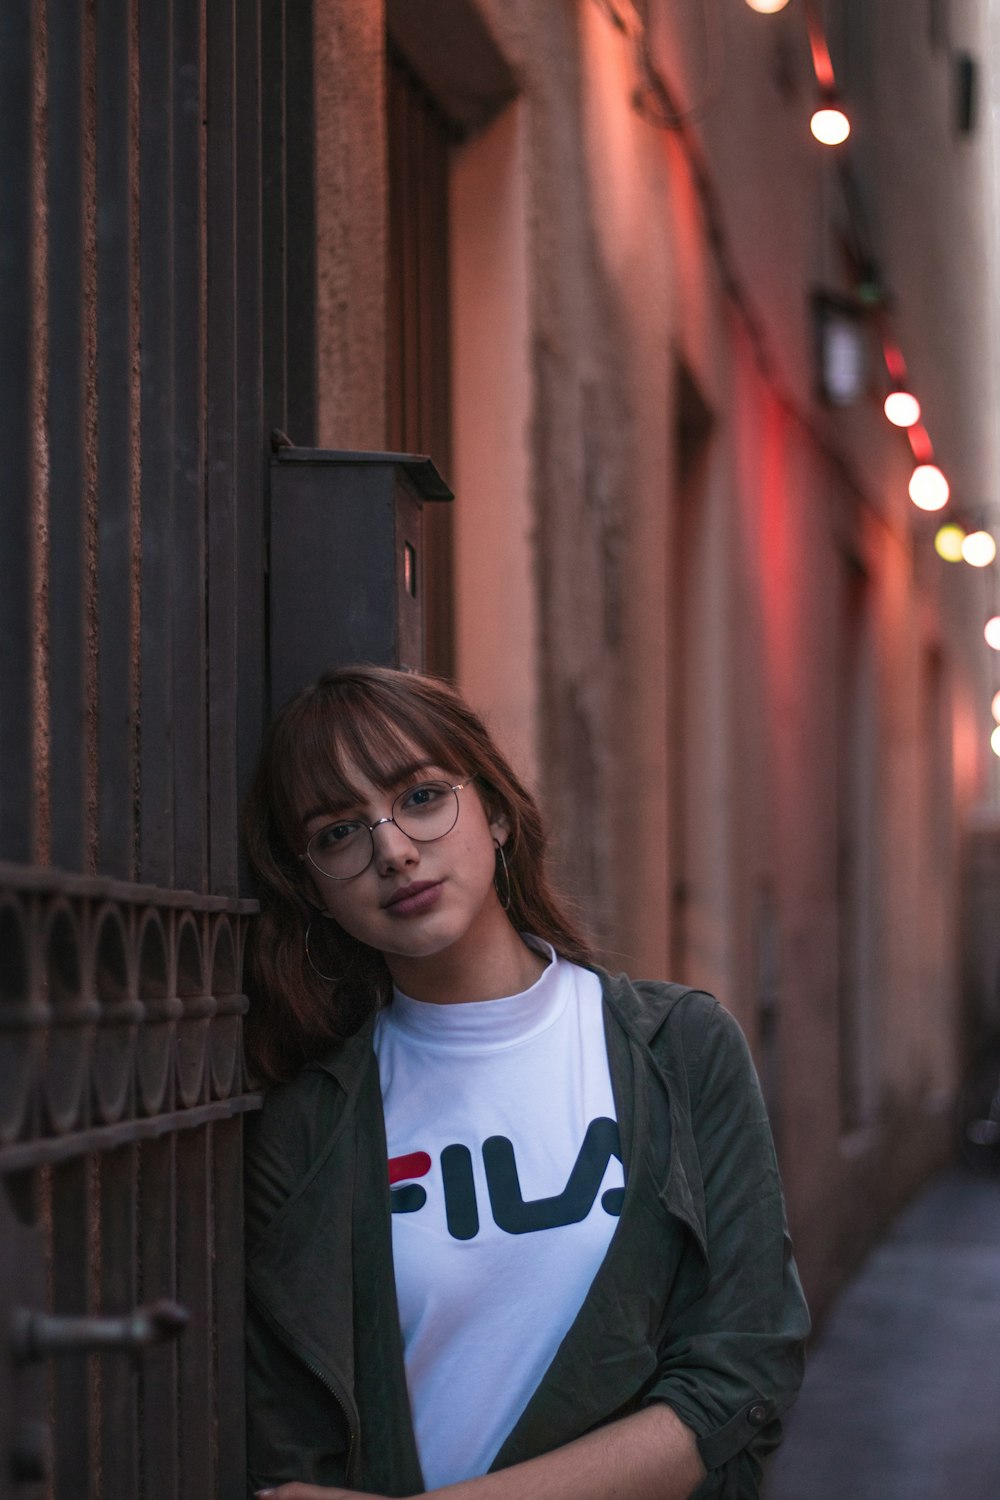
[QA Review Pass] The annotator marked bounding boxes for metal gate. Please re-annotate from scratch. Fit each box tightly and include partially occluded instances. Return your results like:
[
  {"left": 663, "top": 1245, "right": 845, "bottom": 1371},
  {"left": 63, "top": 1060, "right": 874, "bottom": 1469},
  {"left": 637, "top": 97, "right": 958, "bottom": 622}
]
[{"left": 0, "top": 3, "right": 312, "bottom": 1495}]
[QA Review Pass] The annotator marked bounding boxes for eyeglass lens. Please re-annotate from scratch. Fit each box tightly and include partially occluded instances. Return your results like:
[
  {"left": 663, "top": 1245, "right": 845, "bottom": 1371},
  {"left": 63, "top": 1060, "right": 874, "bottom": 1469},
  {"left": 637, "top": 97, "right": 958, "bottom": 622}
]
[{"left": 306, "top": 781, "right": 461, "bottom": 879}]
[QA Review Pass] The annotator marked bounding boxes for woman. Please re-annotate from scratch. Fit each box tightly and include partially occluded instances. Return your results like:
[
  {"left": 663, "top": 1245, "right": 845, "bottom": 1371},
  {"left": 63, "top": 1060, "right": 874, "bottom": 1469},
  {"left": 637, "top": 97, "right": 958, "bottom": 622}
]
[{"left": 242, "top": 665, "right": 808, "bottom": 1500}]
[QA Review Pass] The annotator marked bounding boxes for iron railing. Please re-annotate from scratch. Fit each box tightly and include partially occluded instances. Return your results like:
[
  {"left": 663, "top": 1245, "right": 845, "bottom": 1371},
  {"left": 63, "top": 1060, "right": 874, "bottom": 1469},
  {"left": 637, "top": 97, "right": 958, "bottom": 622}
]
[{"left": 0, "top": 2, "right": 312, "bottom": 1494}]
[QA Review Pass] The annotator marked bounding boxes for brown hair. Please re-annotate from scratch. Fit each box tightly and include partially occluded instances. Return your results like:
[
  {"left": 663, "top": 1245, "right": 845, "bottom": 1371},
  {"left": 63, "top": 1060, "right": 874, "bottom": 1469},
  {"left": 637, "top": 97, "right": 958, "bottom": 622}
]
[{"left": 241, "top": 664, "right": 592, "bottom": 1083}]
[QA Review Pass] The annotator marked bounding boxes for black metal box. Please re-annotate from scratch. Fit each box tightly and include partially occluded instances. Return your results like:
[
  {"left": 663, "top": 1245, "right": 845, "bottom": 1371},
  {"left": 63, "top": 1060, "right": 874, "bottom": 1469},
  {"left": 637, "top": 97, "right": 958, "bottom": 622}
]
[{"left": 268, "top": 448, "right": 453, "bottom": 711}]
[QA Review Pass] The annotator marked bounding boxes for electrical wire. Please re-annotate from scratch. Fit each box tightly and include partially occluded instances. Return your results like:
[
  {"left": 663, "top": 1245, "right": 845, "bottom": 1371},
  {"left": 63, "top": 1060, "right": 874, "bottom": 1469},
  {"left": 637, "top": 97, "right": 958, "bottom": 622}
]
[{"left": 629, "top": 0, "right": 726, "bottom": 129}]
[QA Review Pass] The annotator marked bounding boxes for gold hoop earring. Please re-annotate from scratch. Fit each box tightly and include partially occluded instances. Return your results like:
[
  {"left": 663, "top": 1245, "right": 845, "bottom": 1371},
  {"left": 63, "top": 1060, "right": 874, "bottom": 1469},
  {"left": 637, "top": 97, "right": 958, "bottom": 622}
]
[
  {"left": 494, "top": 840, "right": 512, "bottom": 912},
  {"left": 304, "top": 918, "right": 338, "bottom": 983}
]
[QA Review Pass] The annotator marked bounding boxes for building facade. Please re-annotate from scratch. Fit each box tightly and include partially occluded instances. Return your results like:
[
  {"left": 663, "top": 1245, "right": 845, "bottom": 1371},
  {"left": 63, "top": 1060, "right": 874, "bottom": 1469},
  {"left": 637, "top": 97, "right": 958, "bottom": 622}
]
[
  {"left": 2, "top": 1, "right": 999, "bottom": 1495},
  {"left": 318, "top": 0, "right": 999, "bottom": 1313}
]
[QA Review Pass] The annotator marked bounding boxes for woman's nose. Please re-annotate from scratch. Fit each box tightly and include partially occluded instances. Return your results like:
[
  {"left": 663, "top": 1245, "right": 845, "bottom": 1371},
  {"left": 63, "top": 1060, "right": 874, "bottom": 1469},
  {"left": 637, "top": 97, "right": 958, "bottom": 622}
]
[{"left": 372, "top": 817, "right": 419, "bottom": 872}]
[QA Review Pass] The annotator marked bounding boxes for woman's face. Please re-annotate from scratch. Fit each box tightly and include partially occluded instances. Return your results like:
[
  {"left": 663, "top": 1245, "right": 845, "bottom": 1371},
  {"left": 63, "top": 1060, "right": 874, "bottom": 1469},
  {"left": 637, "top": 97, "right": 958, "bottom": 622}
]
[{"left": 301, "top": 745, "right": 510, "bottom": 977}]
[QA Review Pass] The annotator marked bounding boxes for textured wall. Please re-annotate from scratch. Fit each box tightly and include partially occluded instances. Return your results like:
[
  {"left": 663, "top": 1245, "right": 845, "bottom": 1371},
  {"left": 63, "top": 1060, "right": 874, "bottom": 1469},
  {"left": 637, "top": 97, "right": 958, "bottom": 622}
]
[
  {"left": 312, "top": 0, "right": 997, "bottom": 1319},
  {"left": 313, "top": 4, "right": 388, "bottom": 448}
]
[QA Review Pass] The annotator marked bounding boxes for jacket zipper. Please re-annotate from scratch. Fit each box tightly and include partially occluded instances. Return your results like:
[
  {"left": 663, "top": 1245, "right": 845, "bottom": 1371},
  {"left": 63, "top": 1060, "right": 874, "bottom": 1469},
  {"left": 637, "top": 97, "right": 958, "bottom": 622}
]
[
  {"left": 251, "top": 1293, "right": 360, "bottom": 1486},
  {"left": 300, "top": 1352, "right": 358, "bottom": 1484}
]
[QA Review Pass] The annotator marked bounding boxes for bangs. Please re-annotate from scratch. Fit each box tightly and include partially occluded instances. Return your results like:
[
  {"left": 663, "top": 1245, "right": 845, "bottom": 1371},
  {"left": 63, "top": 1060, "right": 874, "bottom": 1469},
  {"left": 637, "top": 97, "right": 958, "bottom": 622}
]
[{"left": 270, "top": 680, "right": 471, "bottom": 850}]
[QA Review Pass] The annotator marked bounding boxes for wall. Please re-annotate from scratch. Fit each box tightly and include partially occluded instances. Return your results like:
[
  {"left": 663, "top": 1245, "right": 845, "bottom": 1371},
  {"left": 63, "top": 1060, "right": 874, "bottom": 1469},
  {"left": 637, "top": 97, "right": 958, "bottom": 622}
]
[{"left": 310, "top": 0, "right": 998, "bottom": 1318}]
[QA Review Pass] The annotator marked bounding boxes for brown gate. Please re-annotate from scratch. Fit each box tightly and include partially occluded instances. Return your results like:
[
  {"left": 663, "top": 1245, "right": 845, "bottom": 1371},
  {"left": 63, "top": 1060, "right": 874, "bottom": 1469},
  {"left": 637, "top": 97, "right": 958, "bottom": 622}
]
[{"left": 0, "top": 3, "right": 313, "bottom": 1496}]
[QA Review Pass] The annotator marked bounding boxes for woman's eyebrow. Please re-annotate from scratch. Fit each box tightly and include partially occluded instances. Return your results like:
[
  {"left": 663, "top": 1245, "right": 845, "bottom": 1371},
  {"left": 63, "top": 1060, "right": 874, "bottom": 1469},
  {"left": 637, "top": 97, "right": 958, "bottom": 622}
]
[{"left": 300, "top": 762, "right": 442, "bottom": 826}]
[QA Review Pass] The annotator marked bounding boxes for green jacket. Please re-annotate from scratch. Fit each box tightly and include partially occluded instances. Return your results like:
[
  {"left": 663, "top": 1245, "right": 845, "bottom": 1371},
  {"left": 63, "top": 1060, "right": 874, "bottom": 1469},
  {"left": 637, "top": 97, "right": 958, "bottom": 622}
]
[{"left": 244, "top": 970, "right": 809, "bottom": 1497}]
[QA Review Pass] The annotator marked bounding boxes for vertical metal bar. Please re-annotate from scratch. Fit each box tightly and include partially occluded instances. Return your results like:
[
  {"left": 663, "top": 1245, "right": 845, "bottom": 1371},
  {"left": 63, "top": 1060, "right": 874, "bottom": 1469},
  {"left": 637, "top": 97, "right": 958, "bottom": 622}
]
[
  {"left": 235, "top": 0, "right": 266, "bottom": 818},
  {"left": 260, "top": 0, "right": 287, "bottom": 435},
  {"left": 138, "top": 0, "right": 175, "bottom": 888},
  {"left": 176, "top": 1126, "right": 214, "bottom": 1500},
  {"left": 386, "top": 55, "right": 405, "bottom": 450},
  {"left": 213, "top": 1116, "right": 246, "bottom": 1500},
  {"left": 206, "top": 0, "right": 239, "bottom": 897},
  {"left": 171, "top": 0, "right": 208, "bottom": 893},
  {"left": 284, "top": 0, "right": 316, "bottom": 444},
  {"left": 0, "top": 0, "right": 36, "bottom": 863},
  {"left": 96, "top": 0, "right": 136, "bottom": 881},
  {"left": 139, "top": 1135, "right": 179, "bottom": 1500},
  {"left": 46, "top": 0, "right": 86, "bottom": 873},
  {"left": 402, "top": 74, "right": 421, "bottom": 451},
  {"left": 420, "top": 91, "right": 454, "bottom": 677},
  {"left": 99, "top": 1144, "right": 139, "bottom": 1499},
  {"left": 51, "top": 1157, "right": 94, "bottom": 1500}
]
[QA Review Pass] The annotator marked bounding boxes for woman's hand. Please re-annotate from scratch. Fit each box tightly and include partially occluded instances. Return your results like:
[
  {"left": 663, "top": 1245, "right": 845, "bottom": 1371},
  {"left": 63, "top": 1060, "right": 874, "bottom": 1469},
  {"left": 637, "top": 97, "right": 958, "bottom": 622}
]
[{"left": 254, "top": 1405, "right": 704, "bottom": 1500}]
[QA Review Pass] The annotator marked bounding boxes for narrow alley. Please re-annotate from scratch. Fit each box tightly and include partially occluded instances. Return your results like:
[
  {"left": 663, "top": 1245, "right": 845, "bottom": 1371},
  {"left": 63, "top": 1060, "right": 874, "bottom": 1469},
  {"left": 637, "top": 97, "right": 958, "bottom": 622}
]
[{"left": 764, "top": 1167, "right": 1000, "bottom": 1500}]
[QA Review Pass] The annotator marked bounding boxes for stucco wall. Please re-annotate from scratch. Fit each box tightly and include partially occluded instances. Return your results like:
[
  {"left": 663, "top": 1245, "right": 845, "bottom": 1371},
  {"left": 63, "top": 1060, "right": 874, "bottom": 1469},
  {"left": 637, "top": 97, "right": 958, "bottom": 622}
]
[{"left": 312, "top": 0, "right": 996, "bottom": 1317}]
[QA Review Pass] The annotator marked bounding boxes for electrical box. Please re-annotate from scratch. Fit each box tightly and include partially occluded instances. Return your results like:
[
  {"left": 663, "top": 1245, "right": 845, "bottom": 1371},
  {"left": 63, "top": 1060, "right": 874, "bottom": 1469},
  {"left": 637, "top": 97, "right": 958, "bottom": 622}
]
[{"left": 268, "top": 447, "right": 453, "bottom": 712}]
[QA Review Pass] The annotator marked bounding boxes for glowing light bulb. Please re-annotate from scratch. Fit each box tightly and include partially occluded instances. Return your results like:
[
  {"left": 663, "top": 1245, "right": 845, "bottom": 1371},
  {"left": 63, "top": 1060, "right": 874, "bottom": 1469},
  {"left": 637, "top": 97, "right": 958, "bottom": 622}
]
[
  {"left": 908, "top": 464, "right": 949, "bottom": 511},
  {"left": 992, "top": 689, "right": 1000, "bottom": 723},
  {"left": 962, "top": 530, "right": 997, "bottom": 567},
  {"left": 883, "top": 391, "right": 920, "bottom": 428},
  {"left": 992, "top": 725, "right": 1000, "bottom": 758},
  {"left": 934, "top": 524, "right": 966, "bottom": 561},
  {"left": 986, "top": 617, "right": 1000, "bottom": 650},
  {"left": 811, "top": 106, "right": 851, "bottom": 146},
  {"left": 745, "top": 0, "right": 790, "bottom": 10}
]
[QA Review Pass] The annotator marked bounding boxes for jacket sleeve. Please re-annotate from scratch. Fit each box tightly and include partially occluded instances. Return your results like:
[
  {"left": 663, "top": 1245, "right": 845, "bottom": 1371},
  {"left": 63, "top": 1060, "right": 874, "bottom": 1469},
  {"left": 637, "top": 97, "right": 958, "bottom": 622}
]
[
  {"left": 245, "top": 1296, "right": 352, "bottom": 1496},
  {"left": 243, "top": 1079, "right": 355, "bottom": 1496},
  {"left": 642, "top": 996, "right": 810, "bottom": 1498}
]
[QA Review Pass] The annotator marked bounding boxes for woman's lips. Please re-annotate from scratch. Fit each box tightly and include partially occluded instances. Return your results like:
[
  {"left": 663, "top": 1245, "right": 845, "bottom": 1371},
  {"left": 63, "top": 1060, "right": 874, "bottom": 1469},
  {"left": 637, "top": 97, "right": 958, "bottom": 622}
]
[{"left": 383, "top": 880, "right": 443, "bottom": 917}]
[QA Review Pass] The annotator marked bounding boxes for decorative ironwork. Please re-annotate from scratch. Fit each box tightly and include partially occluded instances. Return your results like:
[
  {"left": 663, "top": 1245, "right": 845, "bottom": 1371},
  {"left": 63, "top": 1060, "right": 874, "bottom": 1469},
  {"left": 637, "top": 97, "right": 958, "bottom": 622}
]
[
  {"left": 0, "top": 867, "right": 260, "bottom": 1167},
  {"left": 0, "top": 870, "right": 260, "bottom": 1500}
]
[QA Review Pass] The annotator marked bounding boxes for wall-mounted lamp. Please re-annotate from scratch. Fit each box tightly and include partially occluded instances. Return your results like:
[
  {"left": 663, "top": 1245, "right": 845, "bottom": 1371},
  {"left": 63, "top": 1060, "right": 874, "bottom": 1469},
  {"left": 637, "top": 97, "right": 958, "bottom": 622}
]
[{"left": 812, "top": 291, "right": 867, "bottom": 405}]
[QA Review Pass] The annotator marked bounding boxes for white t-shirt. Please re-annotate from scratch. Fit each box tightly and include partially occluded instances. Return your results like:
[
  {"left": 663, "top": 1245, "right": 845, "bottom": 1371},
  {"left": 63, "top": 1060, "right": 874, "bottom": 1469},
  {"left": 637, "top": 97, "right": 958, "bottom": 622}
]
[{"left": 373, "top": 943, "right": 624, "bottom": 1488}]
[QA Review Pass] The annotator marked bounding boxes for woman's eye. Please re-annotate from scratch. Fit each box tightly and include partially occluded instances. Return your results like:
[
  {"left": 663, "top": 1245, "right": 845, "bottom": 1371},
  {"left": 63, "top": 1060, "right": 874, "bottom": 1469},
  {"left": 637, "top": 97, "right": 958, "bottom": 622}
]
[
  {"left": 399, "top": 781, "right": 447, "bottom": 811},
  {"left": 315, "top": 821, "right": 361, "bottom": 849}
]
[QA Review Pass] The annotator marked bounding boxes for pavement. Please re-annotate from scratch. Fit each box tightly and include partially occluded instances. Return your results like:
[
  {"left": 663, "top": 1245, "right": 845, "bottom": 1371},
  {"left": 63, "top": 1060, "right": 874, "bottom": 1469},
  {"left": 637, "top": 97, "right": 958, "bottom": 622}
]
[{"left": 763, "top": 1165, "right": 1000, "bottom": 1500}]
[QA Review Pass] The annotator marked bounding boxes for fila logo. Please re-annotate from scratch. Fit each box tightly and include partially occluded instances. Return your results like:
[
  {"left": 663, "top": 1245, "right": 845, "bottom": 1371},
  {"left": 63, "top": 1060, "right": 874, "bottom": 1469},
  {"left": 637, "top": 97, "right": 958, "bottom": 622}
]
[{"left": 388, "top": 1117, "right": 624, "bottom": 1241}]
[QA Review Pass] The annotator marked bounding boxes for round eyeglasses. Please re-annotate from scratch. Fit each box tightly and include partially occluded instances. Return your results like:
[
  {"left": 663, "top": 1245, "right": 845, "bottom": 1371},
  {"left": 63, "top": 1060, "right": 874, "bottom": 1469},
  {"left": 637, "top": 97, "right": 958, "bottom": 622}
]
[{"left": 301, "top": 777, "right": 477, "bottom": 881}]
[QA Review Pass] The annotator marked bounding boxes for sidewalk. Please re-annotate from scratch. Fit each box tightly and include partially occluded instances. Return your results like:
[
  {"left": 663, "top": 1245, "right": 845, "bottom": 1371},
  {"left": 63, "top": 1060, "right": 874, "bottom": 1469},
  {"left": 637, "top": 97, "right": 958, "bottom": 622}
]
[{"left": 763, "top": 1166, "right": 1000, "bottom": 1500}]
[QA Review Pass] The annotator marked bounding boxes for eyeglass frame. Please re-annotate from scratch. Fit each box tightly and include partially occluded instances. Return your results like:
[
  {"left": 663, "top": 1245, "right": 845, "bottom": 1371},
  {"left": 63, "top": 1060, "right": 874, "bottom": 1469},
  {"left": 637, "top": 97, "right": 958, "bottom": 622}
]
[{"left": 299, "top": 775, "right": 479, "bottom": 881}]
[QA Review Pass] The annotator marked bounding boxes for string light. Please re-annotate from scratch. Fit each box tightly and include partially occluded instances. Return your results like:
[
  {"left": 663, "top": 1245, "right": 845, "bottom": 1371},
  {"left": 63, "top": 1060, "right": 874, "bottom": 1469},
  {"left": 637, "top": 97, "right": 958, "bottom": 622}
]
[
  {"left": 908, "top": 464, "right": 949, "bottom": 511},
  {"left": 992, "top": 726, "right": 1000, "bottom": 758},
  {"left": 986, "top": 617, "right": 1000, "bottom": 650},
  {"left": 884, "top": 390, "right": 920, "bottom": 428},
  {"left": 810, "top": 104, "right": 851, "bottom": 146},
  {"left": 992, "top": 689, "right": 1000, "bottom": 723},
  {"left": 934, "top": 524, "right": 966, "bottom": 561},
  {"left": 595, "top": 0, "right": 996, "bottom": 631},
  {"left": 962, "top": 530, "right": 997, "bottom": 567}
]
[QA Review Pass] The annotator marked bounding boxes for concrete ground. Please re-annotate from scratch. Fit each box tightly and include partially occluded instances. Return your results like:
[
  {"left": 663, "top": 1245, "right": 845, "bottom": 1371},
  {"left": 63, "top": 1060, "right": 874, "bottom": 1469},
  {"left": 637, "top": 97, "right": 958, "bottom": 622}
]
[{"left": 763, "top": 1166, "right": 1000, "bottom": 1500}]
